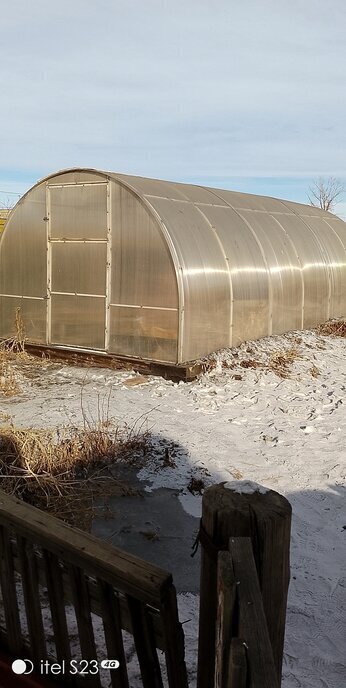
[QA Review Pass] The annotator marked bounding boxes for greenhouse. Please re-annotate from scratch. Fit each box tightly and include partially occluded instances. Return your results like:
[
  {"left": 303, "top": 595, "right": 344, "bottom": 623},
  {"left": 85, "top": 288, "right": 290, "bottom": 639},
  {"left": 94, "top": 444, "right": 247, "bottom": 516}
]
[{"left": 0, "top": 168, "right": 345, "bottom": 366}]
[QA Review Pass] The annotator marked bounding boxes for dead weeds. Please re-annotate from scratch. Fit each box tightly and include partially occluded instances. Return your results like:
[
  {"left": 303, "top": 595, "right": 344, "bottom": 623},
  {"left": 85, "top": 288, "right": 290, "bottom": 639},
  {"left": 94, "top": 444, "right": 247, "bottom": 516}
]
[
  {"left": 187, "top": 477, "right": 205, "bottom": 495},
  {"left": 222, "top": 346, "right": 301, "bottom": 379},
  {"left": 316, "top": 319, "right": 346, "bottom": 338},
  {"left": 0, "top": 307, "right": 50, "bottom": 397},
  {"left": 267, "top": 347, "right": 301, "bottom": 378},
  {"left": 0, "top": 401, "right": 151, "bottom": 530}
]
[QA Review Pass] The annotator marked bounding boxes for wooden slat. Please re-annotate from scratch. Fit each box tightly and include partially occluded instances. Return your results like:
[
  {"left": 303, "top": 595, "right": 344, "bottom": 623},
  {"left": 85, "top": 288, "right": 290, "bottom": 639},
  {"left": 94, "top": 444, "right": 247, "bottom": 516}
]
[
  {"left": 12, "top": 545, "right": 166, "bottom": 651},
  {"left": 0, "top": 490, "right": 171, "bottom": 606},
  {"left": 43, "top": 549, "right": 71, "bottom": 666},
  {"left": 0, "top": 526, "right": 22, "bottom": 655},
  {"left": 97, "top": 579, "right": 129, "bottom": 688},
  {"left": 1, "top": 493, "right": 190, "bottom": 687},
  {"left": 214, "top": 551, "right": 237, "bottom": 688},
  {"left": 68, "top": 564, "right": 101, "bottom": 687},
  {"left": 228, "top": 537, "right": 279, "bottom": 688},
  {"left": 16, "top": 535, "right": 46, "bottom": 663},
  {"left": 126, "top": 595, "right": 164, "bottom": 688},
  {"left": 197, "top": 483, "right": 291, "bottom": 687},
  {"left": 160, "top": 585, "right": 189, "bottom": 688},
  {"left": 228, "top": 638, "right": 247, "bottom": 688}
]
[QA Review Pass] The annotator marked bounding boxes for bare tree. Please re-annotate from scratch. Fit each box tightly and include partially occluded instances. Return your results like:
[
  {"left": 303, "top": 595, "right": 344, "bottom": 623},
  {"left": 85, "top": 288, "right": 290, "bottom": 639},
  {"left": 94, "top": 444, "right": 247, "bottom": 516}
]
[{"left": 308, "top": 176, "right": 344, "bottom": 213}]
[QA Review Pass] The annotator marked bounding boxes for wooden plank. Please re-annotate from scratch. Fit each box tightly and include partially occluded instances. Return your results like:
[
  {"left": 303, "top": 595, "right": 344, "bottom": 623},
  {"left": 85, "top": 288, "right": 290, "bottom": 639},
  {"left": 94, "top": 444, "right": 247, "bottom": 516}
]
[
  {"left": 228, "top": 638, "right": 247, "bottom": 688},
  {"left": 43, "top": 549, "right": 71, "bottom": 666},
  {"left": 214, "top": 551, "right": 237, "bottom": 688},
  {"left": 0, "top": 490, "right": 172, "bottom": 607},
  {"left": 126, "top": 595, "right": 164, "bottom": 688},
  {"left": 0, "top": 526, "right": 22, "bottom": 655},
  {"left": 68, "top": 564, "right": 101, "bottom": 687},
  {"left": 228, "top": 537, "right": 279, "bottom": 688},
  {"left": 16, "top": 535, "right": 46, "bottom": 664},
  {"left": 25, "top": 343, "right": 205, "bottom": 381},
  {"left": 97, "top": 579, "right": 129, "bottom": 688},
  {"left": 160, "top": 585, "right": 188, "bottom": 688}
]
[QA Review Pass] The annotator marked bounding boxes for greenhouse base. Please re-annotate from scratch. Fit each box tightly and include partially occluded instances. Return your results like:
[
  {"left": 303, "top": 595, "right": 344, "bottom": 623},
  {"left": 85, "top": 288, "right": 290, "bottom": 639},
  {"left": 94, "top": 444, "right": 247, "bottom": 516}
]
[{"left": 24, "top": 344, "right": 206, "bottom": 382}]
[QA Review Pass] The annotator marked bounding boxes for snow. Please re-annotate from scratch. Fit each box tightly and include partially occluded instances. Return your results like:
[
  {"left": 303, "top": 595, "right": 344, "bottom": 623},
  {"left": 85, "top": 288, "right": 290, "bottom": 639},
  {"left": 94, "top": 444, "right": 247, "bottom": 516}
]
[
  {"left": 223, "top": 479, "right": 269, "bottom": 493},
  {"left": 1, "top": 327, "right": 345, "bottom": 687}
]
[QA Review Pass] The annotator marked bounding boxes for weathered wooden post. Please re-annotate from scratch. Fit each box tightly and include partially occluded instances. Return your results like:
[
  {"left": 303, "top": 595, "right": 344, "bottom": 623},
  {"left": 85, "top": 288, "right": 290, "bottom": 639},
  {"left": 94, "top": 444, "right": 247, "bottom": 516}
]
[{"left": 196, "top": 481, "right": 291, "bottom": 688}]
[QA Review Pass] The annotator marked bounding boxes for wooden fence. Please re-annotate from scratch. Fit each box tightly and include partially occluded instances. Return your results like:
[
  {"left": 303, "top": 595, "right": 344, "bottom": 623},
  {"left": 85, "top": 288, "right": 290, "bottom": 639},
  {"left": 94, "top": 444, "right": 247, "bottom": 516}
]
[
  {"left": 0, "top": 483, "right": 291, "bottom": 688},
  {"left": 215, "top": 538, "right": 279, "bottom": 688},
  {"left": 0, "top": 490, "right": 188, "bottom": 688}
]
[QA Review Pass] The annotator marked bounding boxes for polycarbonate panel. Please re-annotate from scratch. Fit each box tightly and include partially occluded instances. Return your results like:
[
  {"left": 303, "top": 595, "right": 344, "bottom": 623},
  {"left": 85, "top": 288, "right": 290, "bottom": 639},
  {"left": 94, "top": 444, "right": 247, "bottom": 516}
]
[
  {"left": 111, "top": 183, "right": 178, "bottom": 309},
  {"left": 239, "top": 211, "right": 303, "bottom": 334},
  {"left": 197, "top": 205, "right": 270, "bottom": 344},
  {"left": 0, "top": 185, "right": 47, "bottom": 297},
  {"left": 323, "top": 217, "right": 346, "bottom": 250},
  {"left": 51, "top": 242, "right": 107, "bottom": 295},
  {"left": 0, "top": 297, "right": 46, "bottom": 342},
  {"left": 272, "top": 213, "right": 330, "bottom": 327},
  {"left": 115, "top": 173, "right": 190, "bottom": 201},
  {"left": 49, "top": 184, "right": 107, "bottom": 239},
  {"left": 297, "top": 216, "right": 346, "bottom": 318},
  {"left": 48, "top": 171, "right": 106, "bottom": 185},
  {"left": 109, "top": 306, "right": 178, "bottom": 362},
  {"left": 147, "top": 197, "right": 230, "bottom": 361},
  {"left": 286, "top": 201, "right": 330, "bottom": 218},
  {"left": 172, "top": 184, "right": 228, "bottom": 205},
  {"left": 51, "top": 295, "right": 105, "bottom": 349},
  {"left": 206, "top": 187, "right": 290, "bottom": 214}
]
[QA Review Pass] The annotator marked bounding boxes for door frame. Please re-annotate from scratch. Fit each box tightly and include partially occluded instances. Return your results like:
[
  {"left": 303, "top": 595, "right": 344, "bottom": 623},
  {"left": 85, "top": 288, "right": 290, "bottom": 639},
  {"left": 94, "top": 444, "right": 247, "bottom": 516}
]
[{"left": 45, "top": 181, "right": 111, "bottom": 351}]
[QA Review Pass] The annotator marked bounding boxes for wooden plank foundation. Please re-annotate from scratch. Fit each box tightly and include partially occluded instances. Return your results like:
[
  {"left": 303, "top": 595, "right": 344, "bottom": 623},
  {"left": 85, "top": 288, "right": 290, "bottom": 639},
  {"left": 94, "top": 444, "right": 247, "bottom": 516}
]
[{"left": 24, "top": 343, "right": 208, "bottom": 382}]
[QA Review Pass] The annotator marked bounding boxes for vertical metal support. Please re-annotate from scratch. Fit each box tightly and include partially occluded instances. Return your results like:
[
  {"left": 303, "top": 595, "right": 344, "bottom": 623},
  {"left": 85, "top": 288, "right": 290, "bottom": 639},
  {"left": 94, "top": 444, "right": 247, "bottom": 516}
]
[
  {"left": 46, "top": 184, "right": 52, "bottom": 345},
  {"left": 177, "top": 267, "right": 185, "bottom": 364},
  {"left": 240, "top": 213, "right": 273, "bottom": 336},
  {"left": 105, "top": 180, "right": 112, "bottom": 352},
  {"left": 195, "top": 205, "right": 233, "bottom": 348},
  {"left": 271, "top": 215, "right": 305, "bottom": 330}
]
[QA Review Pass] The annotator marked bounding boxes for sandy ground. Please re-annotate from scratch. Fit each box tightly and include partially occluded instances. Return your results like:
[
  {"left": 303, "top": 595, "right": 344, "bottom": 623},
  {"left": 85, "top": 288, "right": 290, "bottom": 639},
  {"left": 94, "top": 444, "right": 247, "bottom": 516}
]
[{"left": 0, "top": 328, "right": 345, "bottom": 688}]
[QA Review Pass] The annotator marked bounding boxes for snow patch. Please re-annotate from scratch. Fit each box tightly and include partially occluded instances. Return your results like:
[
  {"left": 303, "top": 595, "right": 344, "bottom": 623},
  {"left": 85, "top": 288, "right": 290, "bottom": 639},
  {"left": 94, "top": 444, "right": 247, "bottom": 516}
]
[{"left": 223, "top": 480, "right": 269, "bottom": 494}]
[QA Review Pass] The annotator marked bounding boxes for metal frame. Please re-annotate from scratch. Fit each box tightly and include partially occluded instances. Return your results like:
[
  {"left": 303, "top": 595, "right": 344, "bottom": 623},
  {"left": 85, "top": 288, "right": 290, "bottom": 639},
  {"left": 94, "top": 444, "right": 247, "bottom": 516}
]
[
  {"left": 46, "top": 180, "right": 108, "bottom": 351},
  {"left": 46, "top": 182, "right": 52, "bottom": 345}
]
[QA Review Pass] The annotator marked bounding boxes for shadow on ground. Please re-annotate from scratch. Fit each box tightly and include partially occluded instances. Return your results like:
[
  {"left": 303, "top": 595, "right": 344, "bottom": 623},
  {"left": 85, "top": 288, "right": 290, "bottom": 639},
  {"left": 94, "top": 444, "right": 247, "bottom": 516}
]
[{"left": 92, "top": 460, "right": 201, "bottom": 593}]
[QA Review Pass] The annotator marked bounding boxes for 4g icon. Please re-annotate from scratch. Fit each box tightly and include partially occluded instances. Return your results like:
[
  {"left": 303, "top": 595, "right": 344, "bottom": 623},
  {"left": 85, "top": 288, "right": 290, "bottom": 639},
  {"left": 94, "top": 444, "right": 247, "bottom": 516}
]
[{"left": 101, "top": 660, "right": 120, "bottom": 670}]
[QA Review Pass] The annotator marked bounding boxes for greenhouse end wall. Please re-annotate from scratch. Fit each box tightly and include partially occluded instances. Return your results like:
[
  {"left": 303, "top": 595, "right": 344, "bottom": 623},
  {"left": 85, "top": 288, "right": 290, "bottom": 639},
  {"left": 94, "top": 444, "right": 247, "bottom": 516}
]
[
  {"left": 0, "top": 168, "right": 346, "bottom": 365},
  {"left": 0, "top": 170, "right": 179, "bottom": 363}
]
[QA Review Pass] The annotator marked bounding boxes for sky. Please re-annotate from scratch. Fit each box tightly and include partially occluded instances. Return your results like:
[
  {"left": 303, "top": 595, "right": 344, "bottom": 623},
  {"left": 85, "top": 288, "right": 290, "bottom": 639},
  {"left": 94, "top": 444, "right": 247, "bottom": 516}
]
[{"left": 1, "top": 0, "right": 345, "bottom": 217}]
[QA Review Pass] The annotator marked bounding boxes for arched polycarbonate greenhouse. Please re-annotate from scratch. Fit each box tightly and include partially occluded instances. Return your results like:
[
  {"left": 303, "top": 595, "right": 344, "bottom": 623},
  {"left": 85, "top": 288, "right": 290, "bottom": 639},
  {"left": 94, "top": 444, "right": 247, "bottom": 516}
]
[{"left": 0, "top": 168, "right": 346, "bottom": 367}]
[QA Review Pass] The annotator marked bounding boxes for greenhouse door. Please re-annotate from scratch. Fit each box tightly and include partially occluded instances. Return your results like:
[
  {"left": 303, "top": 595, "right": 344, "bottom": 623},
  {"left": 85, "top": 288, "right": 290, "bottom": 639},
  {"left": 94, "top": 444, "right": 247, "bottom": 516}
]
[{"left": 46, "top": 182, "right": 109, "bottom": 350}]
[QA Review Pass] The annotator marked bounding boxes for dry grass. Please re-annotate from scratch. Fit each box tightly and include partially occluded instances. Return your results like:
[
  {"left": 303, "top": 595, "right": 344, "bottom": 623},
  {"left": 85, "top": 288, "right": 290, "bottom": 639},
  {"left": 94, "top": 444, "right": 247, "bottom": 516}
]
[
  {"left": 0, "top": 363, "right": 21, "bottom": 397},
  {"left": 266, "top": 347, "right": 301, "bottom": 378},
  {"left": 0, "top": 308, "right": 54, "bottom": 397},
  {"left": 316, "top": 319, "right": 346, "bottom": 337},
  {"left": 0, "top": 307, "right": 30, "bottom": 397},
  {"left": 187, "top": 476, "right": 205, "bottom": 495},
  {"left": 0, "top": 398, "right": 150, "bottom": 529},
  {"left": 222, "top": 346, "right": 301, "bottom": 379}
]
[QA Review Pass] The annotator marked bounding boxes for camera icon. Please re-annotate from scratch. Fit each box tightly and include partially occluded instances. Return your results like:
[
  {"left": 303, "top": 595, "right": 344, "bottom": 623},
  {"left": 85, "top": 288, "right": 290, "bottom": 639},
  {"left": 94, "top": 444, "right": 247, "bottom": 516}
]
[{"left": 11, "top": 659, "right": 34, "bottom": 675}]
